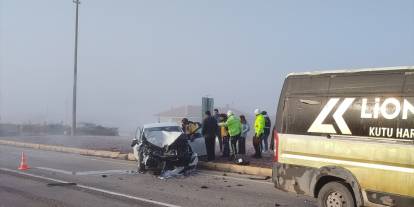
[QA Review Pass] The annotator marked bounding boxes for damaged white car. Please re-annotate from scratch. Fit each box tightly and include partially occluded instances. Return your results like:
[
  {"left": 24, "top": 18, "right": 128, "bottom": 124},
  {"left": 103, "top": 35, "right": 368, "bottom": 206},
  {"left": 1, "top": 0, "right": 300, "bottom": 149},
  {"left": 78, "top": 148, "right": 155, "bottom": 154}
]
[{"left": 131, "top": 123, "right": 206, "bottom": 176}]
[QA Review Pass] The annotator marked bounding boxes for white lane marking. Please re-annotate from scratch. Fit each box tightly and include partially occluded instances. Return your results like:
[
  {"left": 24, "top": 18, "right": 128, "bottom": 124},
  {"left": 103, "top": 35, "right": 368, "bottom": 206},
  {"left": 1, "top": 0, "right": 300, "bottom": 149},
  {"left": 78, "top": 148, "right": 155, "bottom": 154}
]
[
  {"left": 75, "top": 184, "right": 181, "bottom": 207},
  {"left": 36, "top": 167, "right": 74, "bottom": 175},
  {"left": 73, "top": 156, "right": 137, "bottom": 166},
  {"left": 282, "top": 153, "right": 414, "bottom": 173},
  {"left": 37, "top": 167, "right": 131, "bottom": 176},
  {"left": 0, "top": 168, "right": 181, "bottom": 207}
]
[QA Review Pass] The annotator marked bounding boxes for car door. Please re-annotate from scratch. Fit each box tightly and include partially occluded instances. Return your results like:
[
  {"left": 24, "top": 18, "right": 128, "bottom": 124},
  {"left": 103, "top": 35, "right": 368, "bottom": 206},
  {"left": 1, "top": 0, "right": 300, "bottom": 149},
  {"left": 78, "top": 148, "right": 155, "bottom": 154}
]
[{"left": 187, "top": 128, "right": 207, "bottom": 157}]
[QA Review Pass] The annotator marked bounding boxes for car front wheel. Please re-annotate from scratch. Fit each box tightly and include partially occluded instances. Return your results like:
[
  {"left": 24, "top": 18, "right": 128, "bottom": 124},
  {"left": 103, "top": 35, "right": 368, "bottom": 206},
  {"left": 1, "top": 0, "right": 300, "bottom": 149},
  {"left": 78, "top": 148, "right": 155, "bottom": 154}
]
[{"left": 318, "top": 181, "right": 356, "bottom": 207}]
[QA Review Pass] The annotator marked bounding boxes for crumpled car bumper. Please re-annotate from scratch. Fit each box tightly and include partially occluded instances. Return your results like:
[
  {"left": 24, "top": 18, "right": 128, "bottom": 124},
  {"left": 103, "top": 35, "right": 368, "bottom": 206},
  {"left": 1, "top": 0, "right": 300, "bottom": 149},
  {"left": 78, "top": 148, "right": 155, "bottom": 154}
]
[{"left": 132, "top": 134, "right": 198, "bottom": 175}]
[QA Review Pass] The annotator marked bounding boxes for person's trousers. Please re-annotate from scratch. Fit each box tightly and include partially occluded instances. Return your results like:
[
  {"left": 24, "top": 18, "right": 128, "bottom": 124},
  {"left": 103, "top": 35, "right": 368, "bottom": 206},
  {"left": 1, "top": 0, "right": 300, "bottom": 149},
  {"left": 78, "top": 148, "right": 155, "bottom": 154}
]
[
  {"left": 217, "top": 135, "right": 223, "bottom": 152},
  {"left": 253, "top": 134, "right": 262, "bottom": 158},
  {"left": 222, "top": 136, "right": 230, "bottom": 157},
  {"left": 230, "top": 134, "right": 239, "bottom": 157},
  {"left": 204, "top": 135, "right": 216, "bottom": 161},
  {"left": 238, "top": 136, "right": 246, "bottom": 155},
  {"left": 261, "top": 130, "right": 270, "bottom": 151}
]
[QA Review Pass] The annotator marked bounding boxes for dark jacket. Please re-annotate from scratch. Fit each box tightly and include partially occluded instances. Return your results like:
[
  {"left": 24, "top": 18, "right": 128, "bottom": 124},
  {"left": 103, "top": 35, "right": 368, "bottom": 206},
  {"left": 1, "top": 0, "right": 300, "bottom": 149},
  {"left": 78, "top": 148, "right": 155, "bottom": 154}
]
[
  {"left": 265, "top": 116, "right": 271, "bottom": 128},
  {"left": 264, "top": 115, "right": 271, "bottom": 134},
  {"left": 202, "top": 116, "right": 218, "bottom": 137}
]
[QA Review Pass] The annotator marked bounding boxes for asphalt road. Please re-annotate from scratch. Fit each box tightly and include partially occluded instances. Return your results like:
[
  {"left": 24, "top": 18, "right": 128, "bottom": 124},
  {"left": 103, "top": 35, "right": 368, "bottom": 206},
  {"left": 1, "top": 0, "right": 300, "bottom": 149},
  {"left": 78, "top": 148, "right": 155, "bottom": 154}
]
[{"left": 0, "top": 145, "right": 316, "bottom": 207}]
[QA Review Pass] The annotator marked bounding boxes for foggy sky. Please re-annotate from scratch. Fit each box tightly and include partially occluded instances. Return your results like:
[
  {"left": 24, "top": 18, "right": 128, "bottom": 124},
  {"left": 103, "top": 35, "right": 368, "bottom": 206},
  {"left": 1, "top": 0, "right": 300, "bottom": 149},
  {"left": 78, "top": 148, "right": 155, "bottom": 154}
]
[{"left": 1, "top": 0, "right": 414, "bottom": 133}]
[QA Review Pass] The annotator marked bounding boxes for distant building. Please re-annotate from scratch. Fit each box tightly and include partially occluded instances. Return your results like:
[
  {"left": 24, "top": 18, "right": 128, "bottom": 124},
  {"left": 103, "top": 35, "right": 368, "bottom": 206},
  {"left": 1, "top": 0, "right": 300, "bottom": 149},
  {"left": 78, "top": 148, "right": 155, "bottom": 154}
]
[{"left": 155, "top": 105, "right": 248, "bottom": 123}]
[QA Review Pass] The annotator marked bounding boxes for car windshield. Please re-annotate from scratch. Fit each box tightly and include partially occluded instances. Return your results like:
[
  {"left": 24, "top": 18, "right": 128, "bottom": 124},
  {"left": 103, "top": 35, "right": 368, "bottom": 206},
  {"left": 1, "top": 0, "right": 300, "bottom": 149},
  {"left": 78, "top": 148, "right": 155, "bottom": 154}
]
[{"left": 143, "top": 126, "right": 183, "bottom": 147}]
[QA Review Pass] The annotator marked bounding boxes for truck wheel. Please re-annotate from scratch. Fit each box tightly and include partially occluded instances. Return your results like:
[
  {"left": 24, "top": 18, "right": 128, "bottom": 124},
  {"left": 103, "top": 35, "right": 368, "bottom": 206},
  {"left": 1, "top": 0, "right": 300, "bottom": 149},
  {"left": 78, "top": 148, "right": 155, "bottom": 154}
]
[{"left": 318, "top": 181, "right": 355, "bottom": 207}]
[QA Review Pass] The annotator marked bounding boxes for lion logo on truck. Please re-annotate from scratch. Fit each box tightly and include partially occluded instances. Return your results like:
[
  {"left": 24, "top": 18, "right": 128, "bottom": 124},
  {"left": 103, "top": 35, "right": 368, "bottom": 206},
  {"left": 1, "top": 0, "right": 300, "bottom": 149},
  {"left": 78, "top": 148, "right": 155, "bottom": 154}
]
[{"left": 308, "top": 97, "right": 414, "bottom": 139}]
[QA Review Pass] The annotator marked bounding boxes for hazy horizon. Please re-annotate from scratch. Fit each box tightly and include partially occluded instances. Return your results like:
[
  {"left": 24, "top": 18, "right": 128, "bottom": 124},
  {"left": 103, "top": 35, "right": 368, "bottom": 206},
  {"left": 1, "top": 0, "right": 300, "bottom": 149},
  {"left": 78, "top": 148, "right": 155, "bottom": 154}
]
[{"left": 1, "top": 0, "right": 414, "bottom": 133}]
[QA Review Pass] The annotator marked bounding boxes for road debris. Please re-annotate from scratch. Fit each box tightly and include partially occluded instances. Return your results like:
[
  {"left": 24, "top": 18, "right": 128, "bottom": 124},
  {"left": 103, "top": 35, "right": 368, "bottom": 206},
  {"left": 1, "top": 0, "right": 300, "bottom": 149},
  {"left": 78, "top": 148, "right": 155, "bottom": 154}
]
[{"left": 235, "top": 158, "right": 250, "bottom": 166}]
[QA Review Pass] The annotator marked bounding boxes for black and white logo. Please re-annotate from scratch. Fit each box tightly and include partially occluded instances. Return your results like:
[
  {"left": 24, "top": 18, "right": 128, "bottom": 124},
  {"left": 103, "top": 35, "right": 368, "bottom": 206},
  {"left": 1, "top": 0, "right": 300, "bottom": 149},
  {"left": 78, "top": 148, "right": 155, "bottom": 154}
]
[
  {"left": 308, "top": 98, "right": 355, "bottom": 135},
  {"left": 307, "top": 97, "right": 414, "bottom": 137}
]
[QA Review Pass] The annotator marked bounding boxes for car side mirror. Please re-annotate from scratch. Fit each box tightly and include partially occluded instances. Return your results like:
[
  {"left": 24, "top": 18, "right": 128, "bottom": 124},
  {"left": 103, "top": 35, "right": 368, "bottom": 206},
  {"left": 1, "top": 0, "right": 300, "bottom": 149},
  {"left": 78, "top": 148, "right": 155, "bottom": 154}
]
[{"left": 131, "top": 139, "right": 138, "bottom": 147}]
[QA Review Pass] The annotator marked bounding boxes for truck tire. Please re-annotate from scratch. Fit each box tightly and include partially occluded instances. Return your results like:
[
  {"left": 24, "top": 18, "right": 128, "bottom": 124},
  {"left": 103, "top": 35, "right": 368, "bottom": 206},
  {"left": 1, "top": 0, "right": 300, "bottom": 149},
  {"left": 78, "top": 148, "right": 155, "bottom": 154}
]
[{"left": 318, "top": 181, "right": 356, "bottom": 207}]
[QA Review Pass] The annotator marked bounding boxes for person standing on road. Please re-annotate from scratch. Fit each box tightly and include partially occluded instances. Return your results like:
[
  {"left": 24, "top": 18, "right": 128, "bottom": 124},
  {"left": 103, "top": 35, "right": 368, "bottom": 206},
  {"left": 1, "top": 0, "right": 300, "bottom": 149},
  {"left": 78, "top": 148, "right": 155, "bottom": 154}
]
[
  {"left": 202, "top": 111, "right": 218, "bottom": 161},
  {"left": 219, "top": 114, "right": 230, "bottom": 158},
  {"left": 253, "top": 109, "right": 265, "bottom": 158},
  {"left": 213, "top": 109, "right": 223, "bottom": 152},
  {"left": 261, "top": 111, "right": 271, "bottom": 153},
  {"left": 239, "top": 115, "right": 250, "bottom": 155},
  {"left": 222, "top": 111, "right": 242, "bottom": 160}
]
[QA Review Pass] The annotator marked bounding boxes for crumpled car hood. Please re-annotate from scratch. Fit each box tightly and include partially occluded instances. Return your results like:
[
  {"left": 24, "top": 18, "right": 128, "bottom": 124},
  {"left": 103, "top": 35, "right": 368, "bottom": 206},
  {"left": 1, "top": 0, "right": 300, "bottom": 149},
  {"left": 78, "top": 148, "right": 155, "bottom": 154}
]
[{"left": 145, "top": 131, "right": 183, "bottom": 148}]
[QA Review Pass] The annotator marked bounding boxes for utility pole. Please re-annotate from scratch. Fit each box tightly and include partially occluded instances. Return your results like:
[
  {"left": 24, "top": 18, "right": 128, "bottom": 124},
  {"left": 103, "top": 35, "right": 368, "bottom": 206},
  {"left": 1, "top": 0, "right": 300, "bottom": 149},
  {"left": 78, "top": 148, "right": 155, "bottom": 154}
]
[{"left": 71, "top": 0, "right": 80, "bottom": 136}]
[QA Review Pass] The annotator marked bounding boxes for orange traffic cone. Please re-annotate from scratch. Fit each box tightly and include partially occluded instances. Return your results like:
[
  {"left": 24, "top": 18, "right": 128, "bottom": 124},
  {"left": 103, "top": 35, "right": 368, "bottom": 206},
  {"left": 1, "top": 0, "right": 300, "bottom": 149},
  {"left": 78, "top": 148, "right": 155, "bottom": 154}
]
[{"left": 18, "top": 152, "right": 30, "bottom": 171}]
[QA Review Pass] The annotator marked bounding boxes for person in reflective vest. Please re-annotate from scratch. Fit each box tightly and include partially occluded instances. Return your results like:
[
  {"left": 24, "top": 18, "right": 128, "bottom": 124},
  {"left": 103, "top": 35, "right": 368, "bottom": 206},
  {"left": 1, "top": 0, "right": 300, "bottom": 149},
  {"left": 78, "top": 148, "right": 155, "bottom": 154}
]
[
  {"left": 253, "top": 109, "right": 265, "bottom": 158},
  {"left": 221, "top": 111, "right": 242, "bottom": 160}
]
